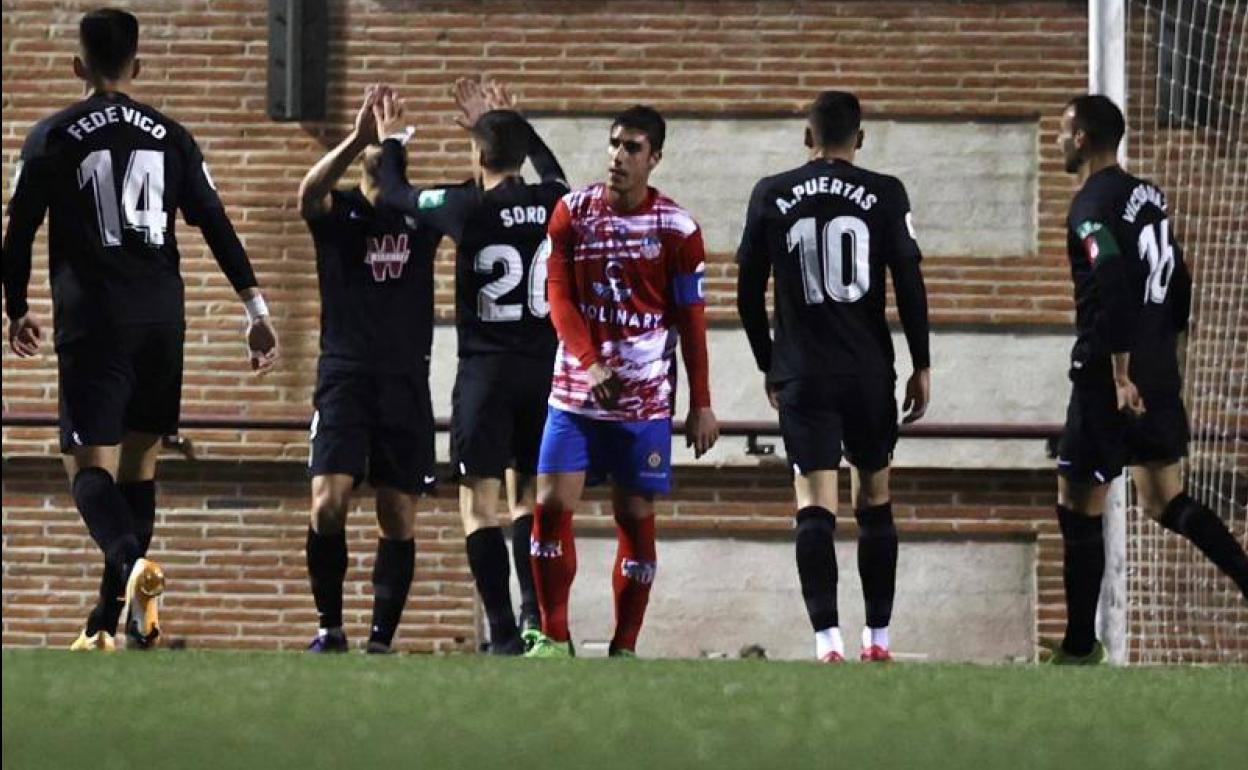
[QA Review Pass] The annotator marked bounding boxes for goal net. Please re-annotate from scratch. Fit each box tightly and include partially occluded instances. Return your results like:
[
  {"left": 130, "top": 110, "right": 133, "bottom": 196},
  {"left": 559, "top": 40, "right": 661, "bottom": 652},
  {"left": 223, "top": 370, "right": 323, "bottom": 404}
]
[{"left": 1122, "top": 0, "right": 1248, "bottom": 663}]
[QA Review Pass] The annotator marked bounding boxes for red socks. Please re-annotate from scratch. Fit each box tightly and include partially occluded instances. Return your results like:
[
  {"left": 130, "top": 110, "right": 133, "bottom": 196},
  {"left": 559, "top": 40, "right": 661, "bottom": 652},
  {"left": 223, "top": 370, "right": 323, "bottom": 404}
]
[
  {"left": 530, "top": 503, "right": 576, "bottom": 642},
  {"left": 611, "top": 514, "right": 657, "bottom": 653}
]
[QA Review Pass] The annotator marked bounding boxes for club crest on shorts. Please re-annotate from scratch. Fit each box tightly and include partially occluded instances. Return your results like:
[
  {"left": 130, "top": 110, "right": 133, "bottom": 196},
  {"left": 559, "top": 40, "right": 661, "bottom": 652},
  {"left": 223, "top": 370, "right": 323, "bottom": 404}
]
[{"left": 646, "top": 450, "right": 663, "bottom": 469}]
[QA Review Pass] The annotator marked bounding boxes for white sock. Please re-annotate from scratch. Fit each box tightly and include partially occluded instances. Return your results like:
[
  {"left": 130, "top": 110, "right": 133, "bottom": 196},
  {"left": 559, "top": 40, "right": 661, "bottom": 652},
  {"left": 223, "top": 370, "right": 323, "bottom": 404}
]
[
  {"left": 815, "top": 627, "right": 844, "bottom": 658},
  {"left": 863, "top": 626, "right": 889, "bottom": 649}
]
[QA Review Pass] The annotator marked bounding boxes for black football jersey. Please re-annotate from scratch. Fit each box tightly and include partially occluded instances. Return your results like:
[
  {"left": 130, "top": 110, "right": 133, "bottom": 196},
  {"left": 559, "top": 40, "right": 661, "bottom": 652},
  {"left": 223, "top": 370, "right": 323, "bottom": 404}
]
[
  {"left": 1065, "top": 165, "right": 1190, "bottom": 404},
  {"left": 737, "top": 158, "right": 925, "bottom": 380},
  {"left": 3, "top": 91, "right": 227, "bottom": 345},
  {"left": 416, "top": 177, "right": 566, "bottom": 359},
  {"left": 305, "top": 188, "right": 438, "bottom": 374}
]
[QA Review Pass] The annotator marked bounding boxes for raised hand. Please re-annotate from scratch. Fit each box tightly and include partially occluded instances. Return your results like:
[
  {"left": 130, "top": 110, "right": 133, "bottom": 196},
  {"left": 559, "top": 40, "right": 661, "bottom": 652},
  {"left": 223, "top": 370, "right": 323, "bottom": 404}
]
[
  {"left": 372, "top": 86, "right": 407, "bottom": 139},
  {"left": 352, "top": 84, "right": 380, "bottom": 146},
  {"left": 483, "top": 80, "right": 516, "bottom": 111},
  {"left": 452, "top": 77, "right": 491, "bottom": 130}
]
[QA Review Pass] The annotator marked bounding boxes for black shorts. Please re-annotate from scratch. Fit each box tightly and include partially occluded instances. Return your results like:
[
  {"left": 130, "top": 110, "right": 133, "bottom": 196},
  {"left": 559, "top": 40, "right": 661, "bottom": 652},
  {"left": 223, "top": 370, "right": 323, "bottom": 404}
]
[
  {"left": 1126, "top": 399, "right": 1189, "bottom": 467},
  {"left": 309, "top": 364, "right": 436, "bottom": 495},
  {"left": 451, "top": 354, "right": 552, "bottom": 479},
  {"left": 776, "top": 374, "right": 898, "bottom": 475},
  {"left": 57, "top": 324, "right": 184, "bottom": 453},
  {"left": 1057, "top": 375, "right": 1127, "bottom": 484}
]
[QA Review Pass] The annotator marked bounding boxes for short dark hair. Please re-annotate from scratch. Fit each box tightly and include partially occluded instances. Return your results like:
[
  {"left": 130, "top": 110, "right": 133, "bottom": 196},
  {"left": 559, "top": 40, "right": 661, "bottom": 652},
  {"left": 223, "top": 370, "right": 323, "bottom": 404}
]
[
  {"left": 808, "top": 91, "right": 861, "bottom": 148},
  {"left": 611, "top": 105, "right": 665, "bottom": 152},
  {"left": 80, "top": 8, "right": 139, "bottom": 80},
  {"left": 470, "top": 110, "right": 532, "bottom": 172},
  {"left": 1067, "top": 95, "right": 1126, "bottom": 152}
]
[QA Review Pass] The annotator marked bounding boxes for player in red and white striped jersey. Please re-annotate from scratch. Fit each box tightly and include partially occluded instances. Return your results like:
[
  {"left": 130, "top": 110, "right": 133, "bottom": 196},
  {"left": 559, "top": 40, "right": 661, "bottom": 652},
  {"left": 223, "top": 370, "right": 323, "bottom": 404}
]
[{"left": 525, "top": 106, "right": 719, "bottom": 658}]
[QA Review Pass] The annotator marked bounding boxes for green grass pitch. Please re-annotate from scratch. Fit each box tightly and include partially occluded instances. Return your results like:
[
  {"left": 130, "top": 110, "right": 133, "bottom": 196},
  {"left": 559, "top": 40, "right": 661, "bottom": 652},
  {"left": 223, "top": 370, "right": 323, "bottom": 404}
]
[{"left": 3, "top": 649, "right": 1244, "bottom": 770}]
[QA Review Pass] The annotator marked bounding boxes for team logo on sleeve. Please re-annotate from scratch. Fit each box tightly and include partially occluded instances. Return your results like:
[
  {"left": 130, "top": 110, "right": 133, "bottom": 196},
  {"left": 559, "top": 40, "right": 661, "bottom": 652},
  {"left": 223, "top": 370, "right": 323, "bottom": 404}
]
[
  {"left": 1076, "top": 221, "right": 1104, "bottom": 264},
  {"left": 417, "top": 189, "right": 446, "bottom": 209},
  {"left": 365, "top": 233, "right": 410, "bottom": 281}
]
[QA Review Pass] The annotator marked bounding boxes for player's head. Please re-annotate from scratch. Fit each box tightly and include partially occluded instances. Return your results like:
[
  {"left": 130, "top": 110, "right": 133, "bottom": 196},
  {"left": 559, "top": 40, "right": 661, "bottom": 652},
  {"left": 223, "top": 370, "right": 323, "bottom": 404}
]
[
  {"left": 1059, "top": 95, "right": 1125, "bottom": 173},
  {"left": 359, "top": 143, "right": 404, "bottom": 184},
  {"left": 807, "top": 91, "right": 863, "bottom": 153},
  {"left": 470, "top": 109, "right": 531, "bottom": 174},
  {"left": 607, "top": 105, "right": 664, "bottom": 196},
  {"left": 75, "top": 8, "right": 141, "bottom": 85}
]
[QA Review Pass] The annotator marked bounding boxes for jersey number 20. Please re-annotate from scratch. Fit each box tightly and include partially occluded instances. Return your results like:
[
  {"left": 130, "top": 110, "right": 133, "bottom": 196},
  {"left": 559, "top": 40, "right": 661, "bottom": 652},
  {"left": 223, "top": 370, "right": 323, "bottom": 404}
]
[
  {"left": 475, "top": 237, "right": 551, "bottom": 322},
  {"left": 78, "top": 149, "right": 167, "bottom": 247},
  {"left": 787, "top": 215, "right": 870, "bottom": 304}
]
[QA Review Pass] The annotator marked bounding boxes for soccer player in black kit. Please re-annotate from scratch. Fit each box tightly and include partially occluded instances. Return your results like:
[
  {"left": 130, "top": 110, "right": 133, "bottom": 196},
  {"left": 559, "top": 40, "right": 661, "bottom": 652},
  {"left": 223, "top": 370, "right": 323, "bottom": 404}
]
[
  {"left": 296, "top": 86, "right": 442, "bottom": 654},
  {"left": 737, "top": 91, "right": 930, "bottom": 663},
  {"left": 1050, "top": 95, "right": 1248, "bottom": 664},
  {"left": 374, "top": 81, "right": 568, "bottom": 654},
  {"left": 1, "top": 9, "right": 279, "bottom": 650}
]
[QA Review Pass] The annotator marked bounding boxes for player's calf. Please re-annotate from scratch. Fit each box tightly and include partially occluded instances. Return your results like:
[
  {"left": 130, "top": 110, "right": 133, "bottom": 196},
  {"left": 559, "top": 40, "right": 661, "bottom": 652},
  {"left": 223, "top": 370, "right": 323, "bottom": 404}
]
[{"left": 795, "top": 506, "right": 842, "bottom": 662}]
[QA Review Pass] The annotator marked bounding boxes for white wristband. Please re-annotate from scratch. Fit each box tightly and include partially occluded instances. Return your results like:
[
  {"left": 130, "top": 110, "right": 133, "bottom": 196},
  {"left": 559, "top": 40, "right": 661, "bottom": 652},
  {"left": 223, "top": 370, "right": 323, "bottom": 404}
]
[
  {"left": 244, "top": 294, "right": 269, "bottom": 324},
  {"left": 386, "top": 125, "right": 416, "bottom": 146}
]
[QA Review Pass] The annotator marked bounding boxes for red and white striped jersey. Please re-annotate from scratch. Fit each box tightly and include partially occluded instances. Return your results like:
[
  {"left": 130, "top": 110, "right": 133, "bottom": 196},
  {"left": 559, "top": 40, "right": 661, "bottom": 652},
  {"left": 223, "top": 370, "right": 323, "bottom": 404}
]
[{"left": 545, "top": 183, "right": 710, "bottom": 421}]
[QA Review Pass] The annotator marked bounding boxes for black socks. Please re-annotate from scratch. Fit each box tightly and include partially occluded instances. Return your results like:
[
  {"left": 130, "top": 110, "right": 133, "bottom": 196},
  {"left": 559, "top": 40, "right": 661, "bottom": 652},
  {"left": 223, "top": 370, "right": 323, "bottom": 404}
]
[
  {"left": 72, "top": 468, "right": 140, "bottom": 584},
  {"left": 369, "top": 538, "right": 415, "bottom": 648},
  {"left": 1158, "top": 493, "right": 1248, "bottom": 600},
  {"left": 1057, "top": 505, "right": 1105, "bottom": 657},
  {"left": 855, "top": 503, "right": 899, "bottom": 629},
  {"left": 795, "top": 506, "right": 839, "bottom": 631},
  {"left": 467, "top": 527, "right": 519, "bottom": 646},
  {"left": 306, "top": 527, "right": 348, "bottom": 630},
  {"left": 87, "top": 479, "right": 157, "bottom": 636},
  {"left": 511, "top": 514, "right": 539, "bottom": 625}
]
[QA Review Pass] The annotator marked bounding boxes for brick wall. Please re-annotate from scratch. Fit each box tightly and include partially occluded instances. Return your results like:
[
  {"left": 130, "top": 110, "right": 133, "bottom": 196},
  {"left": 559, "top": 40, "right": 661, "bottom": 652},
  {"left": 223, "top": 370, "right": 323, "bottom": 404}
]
[
  {"left": 2, "top": 0, "right": 1089, "bottom": 447},
  {"left": 1, "top": 457, "right": 1064, "bottom": 652}
]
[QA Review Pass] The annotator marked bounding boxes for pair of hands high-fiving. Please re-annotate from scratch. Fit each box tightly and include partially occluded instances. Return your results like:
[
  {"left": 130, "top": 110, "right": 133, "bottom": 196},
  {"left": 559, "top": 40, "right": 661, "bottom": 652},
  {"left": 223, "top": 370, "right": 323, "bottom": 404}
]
[{"left": 359, "top": 77, "right": 518, "bottom": 144}]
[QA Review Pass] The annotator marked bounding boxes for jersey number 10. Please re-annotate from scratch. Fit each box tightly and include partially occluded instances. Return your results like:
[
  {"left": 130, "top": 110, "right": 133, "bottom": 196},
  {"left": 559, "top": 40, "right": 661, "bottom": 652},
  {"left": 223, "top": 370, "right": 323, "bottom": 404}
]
[
  {"left": 475, "top": 237, "right": 551, "bottom": 322},
  {"left": 787, "top": 215, "right": 871, "bottom": 304},
  {"left": 1137, "top": 219, "right": 1175, "bottom": 305},
  {"left": 78, "top": 149, "right": 167, "bottom": 247}
]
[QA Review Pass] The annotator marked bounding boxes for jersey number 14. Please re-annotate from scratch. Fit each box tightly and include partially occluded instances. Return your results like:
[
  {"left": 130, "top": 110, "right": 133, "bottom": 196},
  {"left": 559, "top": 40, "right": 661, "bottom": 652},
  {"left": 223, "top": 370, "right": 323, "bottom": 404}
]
[
  {"left": 78, "top": 149, "right": 167, "bottom": 247},
  {"left": 787, "top": 215, "right": 871, "bottom": 304}
]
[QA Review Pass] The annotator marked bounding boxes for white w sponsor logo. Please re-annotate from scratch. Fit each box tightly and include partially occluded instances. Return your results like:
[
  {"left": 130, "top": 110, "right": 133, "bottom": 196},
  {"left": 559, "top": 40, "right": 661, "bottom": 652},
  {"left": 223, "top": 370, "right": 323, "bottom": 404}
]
[{"left": 365, "top": 233, "right": 410, "bottom": 282}]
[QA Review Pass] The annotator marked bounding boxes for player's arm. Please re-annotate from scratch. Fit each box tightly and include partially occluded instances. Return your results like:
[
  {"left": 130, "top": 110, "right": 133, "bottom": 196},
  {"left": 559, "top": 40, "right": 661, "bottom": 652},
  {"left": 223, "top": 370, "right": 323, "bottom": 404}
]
[
  {"left": 735, "top": 179, "right": 774, "bottom": 397},
  {"left": 371, "top": 86, "right": 465, "bottom": 240},
  {"left": 298, "top": 86, "right": 379, "bottom": 220},
  {"left": 1078, "top": 219, "right": 1144, "bottom": 415},
  {"left": 1170, "top": 237, "right": 1192, "bottom": 333},
  {"left": 673, "top": 228, "right": 719, "bottom": 457},
  {"left": 524, "top": 121, "right": 567, "bottom": 188},
  {"left": 2, "top": 127, "right": 53, "bottom": 357},
  {"left": 885, "top": 180, "right": 931, "bottom": 424},
  {"left": 466, "top": 79, "right": 568, "bottom": 188},
  {"left": 180, "top": 131, "right": 278, "bottom": 373},
  {"left": 545, "top": 198, "right": 618, "bottom": 404}
]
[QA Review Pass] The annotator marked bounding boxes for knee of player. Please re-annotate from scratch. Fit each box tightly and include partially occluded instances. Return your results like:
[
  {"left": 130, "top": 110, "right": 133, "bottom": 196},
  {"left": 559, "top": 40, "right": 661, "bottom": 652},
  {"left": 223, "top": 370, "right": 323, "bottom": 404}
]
[
  {"left": 794, "top": 506, "right": 837, "bottom": 546},
  {"left": 460, "top": 507, "right": 500, "bottom": 535},
  {"left": 311, "top": 495, "right": 350, "bottom": 534},
  {"left": 854, "top": 504, "right": 897, "bottom": 539}
]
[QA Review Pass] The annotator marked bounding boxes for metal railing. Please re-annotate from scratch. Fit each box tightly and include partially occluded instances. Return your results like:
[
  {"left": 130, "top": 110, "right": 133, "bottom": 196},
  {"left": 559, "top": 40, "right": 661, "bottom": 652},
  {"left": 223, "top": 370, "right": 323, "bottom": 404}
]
[{"left": 2, "top": 411, "right": 1062, "bottom": 460}]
